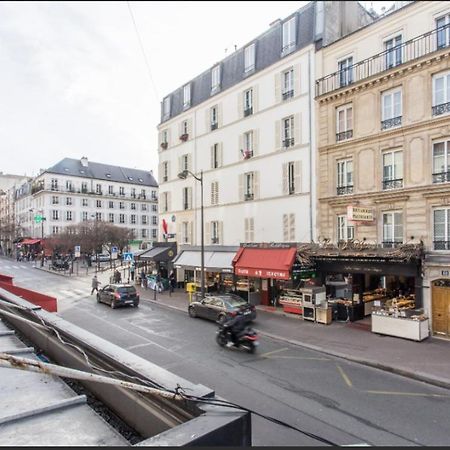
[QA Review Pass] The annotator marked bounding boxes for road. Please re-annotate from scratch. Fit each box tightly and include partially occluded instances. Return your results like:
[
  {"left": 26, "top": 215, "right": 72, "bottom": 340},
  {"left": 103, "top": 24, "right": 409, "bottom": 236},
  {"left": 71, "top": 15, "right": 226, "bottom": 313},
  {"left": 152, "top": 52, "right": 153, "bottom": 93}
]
[{"left": 2, "top": 257, "right": 450, "bottom": 446}]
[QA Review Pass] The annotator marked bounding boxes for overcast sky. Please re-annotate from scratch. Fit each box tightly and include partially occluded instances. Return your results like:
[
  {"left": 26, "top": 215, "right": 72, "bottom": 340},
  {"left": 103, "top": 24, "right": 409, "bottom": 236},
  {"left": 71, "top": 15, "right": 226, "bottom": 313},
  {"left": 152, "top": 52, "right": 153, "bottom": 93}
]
[{"left": 1, "top": 1, "right": 392, "bottom": 178}]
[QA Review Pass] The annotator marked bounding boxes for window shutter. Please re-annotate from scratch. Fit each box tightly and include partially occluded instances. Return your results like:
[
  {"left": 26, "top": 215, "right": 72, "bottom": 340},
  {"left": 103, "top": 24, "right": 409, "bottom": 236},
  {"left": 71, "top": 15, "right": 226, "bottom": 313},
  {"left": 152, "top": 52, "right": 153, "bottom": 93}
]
[
  {"left": 294, "top": 64, "right": 301, "bottom": 96},
  {"left": 189, "top": 221, "right": 193, "bottom": 244},
  {"left": 219, "top": 142, "right": 223, "bottom": 166},
  {"left": 282, "top": 163, "right": 288, "bottom": 195},
  {"left": 188, "top": 187, "right": 193, "bottom": 209},
  {"left": 158, "top": 163, "right": 162, "bottom": 184},
  {"left": 210, "top": 182, "right": 215, "bottom": 205},
  {"left": 187, "top": 154, "right": 192, "bottom": 172},
  {"left": 253, "top": 84, "right": 259, "bottom": 113},
  {"left": 205, "top": 109, "right": 211, "bottom": 132},
  {"left": 166, "top": 128, "right": 171, "bottom": 146},
  {"left": 283, "top": 214, "right": 289, "bottom": 241},
  {"left": 244, "top": 218, "right": 249, "bottom": 242},
  {"left": 238, "top": 91, "right": 244, "bottom": 118},
  {"left": 253, "top": 128, "right": 259, "bottom": 156},
  {"left": 275, "top": 120, "right": 281, "bottom": 150},
  {"left": 239, "top": 134, "right": 244, "bottom": 159},
  {"left": 210, "top": 145, "right": 215, "bottom": 169},
  {"left": 219, "top": 221, "right": 223, "bottom": 244},
  {"left": 249, "top": 217, "right": 254, "bottom": 241},
  {"left": 289, "top": 213, "right": 295, "bottom": 241},
  {"left": 187, "top": 118, "right": 192, "bottom": 136},
  {"left": 166, "top": 161, "right": 170, "bottom": 181},
  {"left": 178, "top": 156, "right": 182, "bottom": 173},
  {"left": 274, "top": 73, "right": 281, "bottom": 103},
  {"left": 218, "top": 103, "right": 222, "bottom": 127},
  {"left": 294, "top": 161, "right": 302, "bottom": 193},
  {"left": 294, "top": 113, "right": 301, "bottom": 146},
  {"left": 238, "top": 174, "right": 244, "bottom": 201},
  {"left": 177, "top": 219, "right": 182, "bottom": 241},
  {"left": 205, "top": 221, "right": 211, "bottom": 245},
  {"left": 253, "top": 171, "right": 260, "bottom": 199}
]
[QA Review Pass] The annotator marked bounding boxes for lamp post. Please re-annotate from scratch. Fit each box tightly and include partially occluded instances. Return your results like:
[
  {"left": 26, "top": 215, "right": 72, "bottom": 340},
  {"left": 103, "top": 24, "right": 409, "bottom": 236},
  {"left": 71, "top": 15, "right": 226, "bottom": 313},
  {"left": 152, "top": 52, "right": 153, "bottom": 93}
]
[{"left": 178, "top": 169, "right": 205, "bottom": 300}]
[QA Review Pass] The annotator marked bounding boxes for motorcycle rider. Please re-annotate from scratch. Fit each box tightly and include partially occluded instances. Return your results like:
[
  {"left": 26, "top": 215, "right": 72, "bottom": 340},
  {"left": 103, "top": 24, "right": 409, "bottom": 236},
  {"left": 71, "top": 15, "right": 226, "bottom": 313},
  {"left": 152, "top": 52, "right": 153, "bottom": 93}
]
[{"left": 222, "top": 309, "right": 248, "bottom": 346}]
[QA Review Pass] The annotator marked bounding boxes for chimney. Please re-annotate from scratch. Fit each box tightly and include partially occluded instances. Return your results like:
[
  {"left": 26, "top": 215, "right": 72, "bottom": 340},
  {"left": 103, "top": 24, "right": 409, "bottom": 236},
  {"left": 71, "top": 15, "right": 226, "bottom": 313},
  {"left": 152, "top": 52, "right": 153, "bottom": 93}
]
[{"left": 80, "top": 157, "right": 88, "bottom": 168}]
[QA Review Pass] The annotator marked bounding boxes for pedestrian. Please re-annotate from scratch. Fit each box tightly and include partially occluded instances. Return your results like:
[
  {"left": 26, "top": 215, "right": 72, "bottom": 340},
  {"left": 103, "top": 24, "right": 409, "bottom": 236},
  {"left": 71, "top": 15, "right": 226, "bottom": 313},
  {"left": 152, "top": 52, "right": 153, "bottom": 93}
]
[
  {"left": 169, "top": 270, "right": 176, "bottom": 295},
  {"left": 140, "top": 269, "right": 147, "bottom": 289},
  {"left": 113, "top": 270, "right": 120, "bottom": 283},
  {"left": 156, "top": 272, "right": 163, "bottom": 293},
  {"left": 91, "top": 275, "right": 101, "bottom": 295},
  {"left": 130, "top": 263, "right": 135, "bottom": 281}
]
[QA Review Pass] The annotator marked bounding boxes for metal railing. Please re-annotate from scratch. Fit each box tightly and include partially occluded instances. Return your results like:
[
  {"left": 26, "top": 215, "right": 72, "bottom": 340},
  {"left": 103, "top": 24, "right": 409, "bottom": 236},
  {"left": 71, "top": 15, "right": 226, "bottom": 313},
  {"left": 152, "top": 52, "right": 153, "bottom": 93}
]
[
  {"left": 283, "top": 138, "right": 295, "bottom": 148},
  {"left": 244, "top": 193, "right": 254, "bottom": 201},
  {"left": 316, "top": 24, "right": 450, "bottom": 97},
  {"left": 211, "top": 122, "right": 218, "bottom": 131},
  {"left": 382, "top": 240, "right": 403, "bottom": 248},
  {"left": 336, "top": 130, "right": 353, "bottom": 142},
  {"left": 381, "top": 116, "right": 402, "bottom": 130},
  {"left": 382, "top": 178, "right": 403, "bottom": 190},
  {"left": 432, "top": 171, "right": 450, "bottom": 183},
  {"left": 336, "top": 185, "right": 354, "bottom": 196},
  {"left": 244, "top": 107, "right": 253, "bottom": 117},
  {"left": 434, "top": 240, "right": 450, "bottom": 250},
  {"left": 282, "top": 90, "right": 294, "bottom": 100},
  {"left": 432, "top": 101, "right": 450, "bottom": 116}
]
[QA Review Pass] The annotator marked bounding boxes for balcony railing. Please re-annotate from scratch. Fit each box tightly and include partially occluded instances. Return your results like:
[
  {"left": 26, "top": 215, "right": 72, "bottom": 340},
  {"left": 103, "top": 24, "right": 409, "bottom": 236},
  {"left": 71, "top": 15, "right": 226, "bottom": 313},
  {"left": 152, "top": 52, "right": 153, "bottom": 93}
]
[
  {"left": 432, "top": 171, "right": 450, "bottom": 183},
  {"left": 382, "top": 178, "right": 403, "bottom": 190},
  {"left": 382, "top": 240, "right": 403, "bottom": 249},
  {"left": 283, "top": 138, "right": 295, "bottom": 148},
  {"left": 381, "top": 116, "right": 402, "bottom": 130},
  {"left": 244, "top": 107, "right": 253, "bottom": 117},
  {"left": 336, "top": 185, "right": 354, "bottom": 196},
  {"left": 211, "top": 122, "right": 218, "bottom": 131},
  {"left": 282, "top": 90, "right": 294, "bottom": 100},
  {"left": 432, "top": 101, "right": 450, "bottom": 117},
  {"left": 434, "top": 240, "right": 450, "bottom": 250},
  {"left": 244, "top": 193, "right": 254, "bottom": 201},
  {"left": 316, "top": 24, "right": 450, "bottom": 97},
  {"left": 336, "top": 130, "right": 353, "bottom": 142}
]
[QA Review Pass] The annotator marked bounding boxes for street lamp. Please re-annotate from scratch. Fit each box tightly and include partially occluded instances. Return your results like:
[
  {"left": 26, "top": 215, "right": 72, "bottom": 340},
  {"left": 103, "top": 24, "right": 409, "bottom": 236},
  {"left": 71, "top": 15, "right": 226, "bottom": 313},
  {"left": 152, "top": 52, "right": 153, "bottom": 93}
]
[{"left": 178, "top": 169, "right": 205, "bottom": 300}]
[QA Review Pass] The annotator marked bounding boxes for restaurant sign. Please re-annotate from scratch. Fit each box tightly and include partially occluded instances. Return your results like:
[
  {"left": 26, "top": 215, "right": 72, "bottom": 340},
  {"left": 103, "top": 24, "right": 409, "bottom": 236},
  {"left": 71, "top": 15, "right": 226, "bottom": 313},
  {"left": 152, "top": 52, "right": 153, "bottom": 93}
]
[
  {"left": 235, "top": 267, "right": 290, "bottom": 280},
  {"left": 347, "top": 206, "right": 374, "bottom": 222}
]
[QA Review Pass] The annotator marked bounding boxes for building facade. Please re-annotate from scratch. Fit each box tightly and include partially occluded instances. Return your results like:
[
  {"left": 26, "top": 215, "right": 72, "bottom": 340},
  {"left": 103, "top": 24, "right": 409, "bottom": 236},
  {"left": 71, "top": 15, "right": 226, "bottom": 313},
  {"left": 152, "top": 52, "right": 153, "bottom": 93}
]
[
  {"left": 157, "top": 1, "right": 374, "bottom": 248},
  {"left": 16, "top": 157, "right": 159, "bottom": 248},
  {"left": 315, "top": 0, "right": 450, "bottom": 337}
]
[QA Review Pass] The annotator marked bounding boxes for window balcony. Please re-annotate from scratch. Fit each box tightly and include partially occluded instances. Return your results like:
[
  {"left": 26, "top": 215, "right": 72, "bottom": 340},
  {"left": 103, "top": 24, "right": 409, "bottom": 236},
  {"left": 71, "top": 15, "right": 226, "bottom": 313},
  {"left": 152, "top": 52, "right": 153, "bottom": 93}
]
[
  {"left": 434, "top": 240, "right": 450, "bottom": 250},
  {"left": 283, "top": 138, "right": 295, "bottom": 148},
  {"left": 381, "top": 116, "right": 402, "bottom": 130},
  {"left": 244, "top": 193, "right": 254, "bottom": 201},
  {"left": 183, "top": 203, "right": 190, "bottom": 210},
  {"left": 288, "top": 185, "right": 295, "bottom": 195},
  {"left": 382, "top": 178, "right": 403, "bottom": 190},
  {"left": 432, "top": 102, "right": 450, "bottom": 117},
  {"left": 179, "top": 133, "right": 189, "bottom": 142},
  {"left": 211, "top": 122, "right": 218, "bottom": 131},
  {"left": 382, "top": 240, "right": 403, "bottom": 249},
  {"left": 316, "top": 23, "right": 450, "bottom": 97},
  {"left": 244, "top": 107, "right": 253, "bottom": 117},
  {"left": 432, "top": 171, "right": 450, "bottom": 183},
  {"left": 160, "top": 142, "right": 168, "bottom": 150},
  {"left": 242, "top": 149, "right": 253, "bottom": 160},
  {"left": 336, "top": 130, "right": 353, "bottom": 142},
  {"left": 211, "top": 237, "right": 219, "bottom": 244},
  {"left": 282, "top": 90, "right": 294, "bottom": 100},
  {"left": 336, "top": 185, "right": 354, "bottom": 196}
]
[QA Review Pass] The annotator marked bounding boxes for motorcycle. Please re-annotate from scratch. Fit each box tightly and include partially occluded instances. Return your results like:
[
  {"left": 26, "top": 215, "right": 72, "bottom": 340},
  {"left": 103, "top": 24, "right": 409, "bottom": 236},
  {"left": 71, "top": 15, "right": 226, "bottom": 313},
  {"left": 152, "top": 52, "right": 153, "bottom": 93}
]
[{"left": 216, "top": 323, "right": 259, "bottom": 353}]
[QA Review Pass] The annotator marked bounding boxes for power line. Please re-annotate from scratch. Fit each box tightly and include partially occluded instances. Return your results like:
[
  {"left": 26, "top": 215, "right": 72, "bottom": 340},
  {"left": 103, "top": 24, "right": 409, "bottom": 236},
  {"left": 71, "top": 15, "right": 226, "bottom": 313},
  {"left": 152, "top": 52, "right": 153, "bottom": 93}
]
[{"left": 126, "top": 1, "right": 160, "bottom": 103}]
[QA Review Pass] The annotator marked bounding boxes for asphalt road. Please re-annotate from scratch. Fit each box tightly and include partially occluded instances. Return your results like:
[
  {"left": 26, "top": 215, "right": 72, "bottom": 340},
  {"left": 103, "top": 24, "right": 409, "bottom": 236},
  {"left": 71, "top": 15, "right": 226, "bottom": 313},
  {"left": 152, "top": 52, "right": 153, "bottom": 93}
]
[{"left": 2, "top": 258, "right": 450, "bottom": 446}]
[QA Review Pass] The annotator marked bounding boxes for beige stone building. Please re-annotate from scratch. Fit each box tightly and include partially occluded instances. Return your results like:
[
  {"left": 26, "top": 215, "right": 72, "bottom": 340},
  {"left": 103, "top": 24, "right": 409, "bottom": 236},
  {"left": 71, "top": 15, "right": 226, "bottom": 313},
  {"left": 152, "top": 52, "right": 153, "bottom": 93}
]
[{"left": 315, "top": 1, "right": 450, "bottom": 337}]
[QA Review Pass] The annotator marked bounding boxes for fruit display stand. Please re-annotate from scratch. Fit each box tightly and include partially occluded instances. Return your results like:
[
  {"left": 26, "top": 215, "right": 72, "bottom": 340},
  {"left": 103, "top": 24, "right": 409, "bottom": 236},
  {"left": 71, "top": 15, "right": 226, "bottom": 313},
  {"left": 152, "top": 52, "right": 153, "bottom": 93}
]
[{"left": 279, "top": 290, "right": 303, "bottom": 315}]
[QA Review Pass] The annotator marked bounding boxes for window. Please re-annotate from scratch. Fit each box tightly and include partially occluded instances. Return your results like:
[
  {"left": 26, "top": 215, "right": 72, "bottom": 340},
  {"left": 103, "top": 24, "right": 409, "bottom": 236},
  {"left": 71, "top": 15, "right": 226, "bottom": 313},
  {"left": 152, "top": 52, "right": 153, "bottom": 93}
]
[
  {"left": 433, "top": 208, "right": 450, "bottom": 250},
  {"left": 96, "top": 200, "right": 102, "bottom": 208},
  {"left": 119, "top": 214, "right": 125, "bottom": 224},
  {"left": 119, "top": 186, "right": 125, "bottom": 196},
  {"left": 52, "top": 226, "right": 59, "bottom": 234},
  {"left": 244, "top": 43, "right": 255, "bottom": 73},
  {"left": 142, "top": 215, "right": 148, "bottom": 225},
  {"left": 82, "top": 198, "right": 88, "bottom": 207},
  {"left": 181, "top": 221, "right": 192, "bottom": 244},
  {"left": 131, "top": 188, "right": 136, "bottom": 198},
  {"left": 162, "top": 192, "right": 170, "bottom": 213},
  {"left": 81, "top": 182, "right": 88, "bottom": 193},
  {"left": 96, "top": 184, "right": 102, "bottom": 194},
  {"left": 152, "top": 229, "right": 157, "bottom": 239},
  {"left": 211, "top": 181, "right": 219, "bottom": 205},
  {"left": 141, "top": 204, "right": 147, "bottom": 211},
  {"left": 244, "top": 172, "right": 254, "bottom": 201},
  {"left": 66, "top": 180, "right": 73, "bottom": 191},
  {"left": 244, "top": 89, "right": 253, "bottom": 116},
  {"left": 382, "top": 150, "right": 403, "bottom": 189},
  {"left": 119, "top": 201, "right": 125, "bottom": 210},
  {"left": 432, "top": 140, "right": 450, "bottom": 183},
  {"left": 282, "top": 68, "right": 294, "bottom": 100},
  {"left": 337, "top": 159, "right": 353, "bottom": 195},
  {"left": 141, "top": 229, "right": 147, "bottom": 238},
  {"left": 288, "top": 162, "right": 295, "bottom": 195},
  {"left": 108, "top": 213, "right": 114, "bottom": 223},
  {"left": 152, "top": 215, "right": 157, "bottom": 225},
  {"left": 52, "top": 210, "right": 59, "bottom": 221},
  {"left": 66, "top": 211, "right": 73, "bottom": 221},
  {"left": 381, "top": 88, "right": 402, "bottom": 129},
  {"left": 338, "top": 57, "right": 353, "bottom": 87},
  {"left": 107, "top": 201, "right": 113, "bottom": 209},
  {"left": 282, "top": 17, "right": 296, "bottom": 55},
  {"left": 385, "top": 34, "right": 402, "bottom": 69},
  {"left": 337, "top": 215, "right": 354, "bottom": 242},
  {"left": 211, "top": 106, "right": 218, "bottom": 130},
  {"left": 107, "top": 185, "right": 113, "bottom": 195},
  {"left": 182, "top": 187, "right": 192, "bottom": 210},
  {"left": 180, "top": 120, "right": 189, "bottom": 140},
  {"left": 82, "top": 211, "right": 88, "bottom": 222},
  {"left": 131, "top": 214, "right": 136, "bottom": 225},
  {"left": 52, "top": 196, "right": 59, "bottom": 205},
  {"left": 163, "top": 96, "right": 171, "bottom": 119},
  {"left": 211, "top": 143, "right": 221, "bottom": 169},
  {"left": 282, "top": 116, "right": 295, "bottom": 148},
  {"left": 162, "top": 161, "right": 169, "bottom": 182},
  {"left": 382, "top": 212, "right": 403, "bottom": 247},
  {"left": 131, "top": 202, "right": 136, "bottom": 210},
  {"left": 432, "top": 71, "right": 450, "bottom": 116},
  {"left": 96, "top": 212, "right": 102, "bottom": 221},
  {"left": 283, "top": 213, "right": 295, "bottom": 241},
  {"left": 181, "top": 154, "right": 190, "bottom": 172},
  {"left": 183, "top": 84, "right": 191, "bottom": 108},
  {"left": 51, "top": 179, "right": 58, "bottom": 191},
  {"left": 211, "top": 221, "right": 220, "bottom": 244},
  {"left": 65, "top": 197, "right": 72, "bottom": 206},
  {"left": 245, "top": 217, "right": 254, "bottom": 242},
  {"left": 436, "top": 14, "right": 450, "bottom": 49},
  {"left": 211, "top": 65, "right": 221, "bottom": 93},
  {"left": 242, "top": 131, "right": 254, "bottom": 159},
  {"left": 150, "top": 190, "right": 156, "bottom": 200},
  {"left": 152, "top": 204, "right": 157, "bottom": 212},
  {"left": 336, "top": 104, "right": 353, "bottom": 141}
]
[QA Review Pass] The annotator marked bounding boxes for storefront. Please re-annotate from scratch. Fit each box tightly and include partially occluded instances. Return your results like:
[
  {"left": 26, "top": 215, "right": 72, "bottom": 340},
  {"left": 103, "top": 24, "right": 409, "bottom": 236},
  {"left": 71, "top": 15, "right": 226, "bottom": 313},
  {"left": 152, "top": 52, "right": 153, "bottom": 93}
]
[
  {"left": 136, "top": 242, "right": 177, "bottom": 279},
  {"left": 172, "top": 245, "right": 239, "bottom": 293},
  {"left": 232, "top": 243, "right": 298, "bottom": 306}
]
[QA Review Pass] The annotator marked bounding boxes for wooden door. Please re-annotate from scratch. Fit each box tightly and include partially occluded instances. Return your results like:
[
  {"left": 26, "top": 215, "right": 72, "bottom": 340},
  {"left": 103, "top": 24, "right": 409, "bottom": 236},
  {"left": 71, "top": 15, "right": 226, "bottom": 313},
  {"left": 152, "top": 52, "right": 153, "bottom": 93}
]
[{"left": 432, "top": 284, "right": 450, "bottom": 337}]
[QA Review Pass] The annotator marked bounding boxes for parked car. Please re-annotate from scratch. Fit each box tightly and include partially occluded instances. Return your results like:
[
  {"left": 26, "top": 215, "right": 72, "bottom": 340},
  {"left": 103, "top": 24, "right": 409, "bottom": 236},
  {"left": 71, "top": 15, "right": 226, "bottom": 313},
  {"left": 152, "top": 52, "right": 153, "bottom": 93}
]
[
  {"left": 188, "top": 294, "right": 256, "bottom": 323},
  {"left": 96, "top": 284, "right": 139, "bottom": 309},
  {"left": 51, "top": 257, "right": 71, "bottom": 271},
  {"left": 91, "top": 253, "right": 111, "bottom": 263}
]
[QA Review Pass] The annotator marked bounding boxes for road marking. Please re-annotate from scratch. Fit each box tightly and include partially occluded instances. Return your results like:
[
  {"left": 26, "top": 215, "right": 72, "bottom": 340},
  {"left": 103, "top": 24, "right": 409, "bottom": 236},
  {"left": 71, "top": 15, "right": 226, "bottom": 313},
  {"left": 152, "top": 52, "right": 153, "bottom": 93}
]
[
  {"left": 366, "top": 390, "right": 450, "bottom": 398},
  {"left": 336, "top": 364, "right": 353, "bottom": 388},
  {"left": 259, "top": 347, "right": 289, "bottom": 358},
  {"left": 59, "top": 290, "right": 81, "bottom": 298},
  {"left": 272, "top": 355, "right": 330, "bottom": 361},
  {"left": 72, "top": 289, "right": 86, "bottom": 295},
  {"left": 12, "top": 266, "right": 20, "bottom": 269}
]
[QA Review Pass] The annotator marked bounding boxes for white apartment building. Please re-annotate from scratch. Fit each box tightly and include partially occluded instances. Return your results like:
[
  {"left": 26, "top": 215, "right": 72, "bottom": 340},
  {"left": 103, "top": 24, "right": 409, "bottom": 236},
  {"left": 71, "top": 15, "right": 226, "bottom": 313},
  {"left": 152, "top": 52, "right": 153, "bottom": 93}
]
[
  {"left": 157, "top": 1, "right": 374, "bottom": 247},
  {"left": 15, "top": 157, "right": 159, "bottom": 246}
]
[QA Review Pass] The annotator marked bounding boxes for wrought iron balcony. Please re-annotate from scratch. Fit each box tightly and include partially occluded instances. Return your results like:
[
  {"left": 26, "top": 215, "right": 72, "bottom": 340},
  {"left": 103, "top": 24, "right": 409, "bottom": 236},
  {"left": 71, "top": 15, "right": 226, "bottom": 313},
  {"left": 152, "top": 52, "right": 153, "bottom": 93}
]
[
  {"left": 381, "top": 116, "right": 402, "bottom": 130},
  {"left": 244, "top": 107, "right": 253, "bottom": 117},
  {"left": 336, "top": 185, "right": 354, "bottom": 196},
  {"left": 382, "top": 240, "right": 403, "bottom": 249},
  {"left": 316, "top": 23, "right": 450, "bottom": 97},
  {"left": 282, "top": 90, "right": 294, "bottom": 100},
  {"left": 382, "top": 178, "right": 403, "bottom": 190},
  {"left": 288, "top": 185, "right": 295, "bottom": 195},
  {"left": 283, "top": 138, "right": 295, "bottom": 148},
  {"left": 211, "top": 122, "right": 218, "bottom": 131},
  {"left": 434, "top": 240, "right": 450, "bottom": 250},
  {"left": 244, "top": 193, "right": 254, "bottom": 201},
  {"left": 336, "top": 130, "right": 353, "bottom": 142},
  {"left": 432, "top": 171, "right": 450, "bottom": 183},
  {"left": 432, "top": 101, "right": 450, "bottom": 117}
]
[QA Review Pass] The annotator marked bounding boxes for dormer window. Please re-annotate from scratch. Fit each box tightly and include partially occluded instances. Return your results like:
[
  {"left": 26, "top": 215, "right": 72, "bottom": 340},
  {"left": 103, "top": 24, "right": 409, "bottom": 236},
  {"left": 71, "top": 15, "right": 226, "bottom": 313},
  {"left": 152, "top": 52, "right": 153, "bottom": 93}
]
[
  {"left": 282, "top": 17, "right": 296, "bottom": 56},
  {"left": 106, "top": 173, "right": 111, "bottom": 178},
  {"left": 163, "top": 96, "right": 171, "bottom": 120},
  {"left": 211, "top": 65, "right": 221, "bottom": 94},
  {"left": 244, "top": 43, "right": 255, "bottom": 73},
  {"left": 183, "top": 83, "right": 191, "bottom": 108}
]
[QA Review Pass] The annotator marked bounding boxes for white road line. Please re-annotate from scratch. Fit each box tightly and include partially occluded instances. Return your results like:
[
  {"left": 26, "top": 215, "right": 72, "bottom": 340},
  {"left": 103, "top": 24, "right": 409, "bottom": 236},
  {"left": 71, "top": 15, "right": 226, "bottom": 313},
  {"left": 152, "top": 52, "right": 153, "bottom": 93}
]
[
  {"left": 58, "top": 290, "right": 81, "bottom": 298},
  {"left": 72, "top": 289, "right": 87, "bottom": 295},
  {"left": 12, "top": 266, "right": 20, "bottom": 269}
]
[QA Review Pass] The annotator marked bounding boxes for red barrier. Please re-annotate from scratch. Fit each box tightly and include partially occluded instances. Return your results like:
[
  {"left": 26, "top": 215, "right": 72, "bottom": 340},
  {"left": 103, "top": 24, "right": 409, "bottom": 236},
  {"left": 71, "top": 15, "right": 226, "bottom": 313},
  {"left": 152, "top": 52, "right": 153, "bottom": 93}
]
[
  {"left": 0, "top": 281, "right": 57, "bottom": 312},
  {"left": 0, "top": 274, "right": 14, "bottom": 285}
]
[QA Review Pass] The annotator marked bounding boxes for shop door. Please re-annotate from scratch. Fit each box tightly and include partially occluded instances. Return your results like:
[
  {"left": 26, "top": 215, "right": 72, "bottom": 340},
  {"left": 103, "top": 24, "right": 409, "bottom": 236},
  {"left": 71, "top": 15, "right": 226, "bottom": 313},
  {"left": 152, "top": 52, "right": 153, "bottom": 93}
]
[
  {"left": 261, "top": 279, "right": 269, "bottom": 306},
  {"left": 432, "top": 282, "right": 450, "bottom": 337}
]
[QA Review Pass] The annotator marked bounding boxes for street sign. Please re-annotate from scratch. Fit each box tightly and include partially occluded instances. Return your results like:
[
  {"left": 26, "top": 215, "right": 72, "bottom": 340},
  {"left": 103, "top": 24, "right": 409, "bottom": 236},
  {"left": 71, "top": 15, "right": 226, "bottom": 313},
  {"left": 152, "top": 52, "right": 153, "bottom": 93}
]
[
  {"left": 111, "top": 246, "right": 118, "bottom": 260},
  {"left": 163, "top": 233, "right": 176, "bottom": 239},
  {"left": 74, "top": 245, "right": 81, "bottom": 258},
  {"left": 34, "top": 215, "right": 43, "bottom": 224},
  {"left": 122, "top": 252, "right": 134, "bottom": 262}
]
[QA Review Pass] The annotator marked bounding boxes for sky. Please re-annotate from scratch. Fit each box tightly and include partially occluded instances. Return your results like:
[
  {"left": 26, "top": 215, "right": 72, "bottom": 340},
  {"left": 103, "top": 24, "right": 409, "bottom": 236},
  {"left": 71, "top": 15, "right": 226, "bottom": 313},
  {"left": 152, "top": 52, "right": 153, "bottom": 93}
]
[{"left": 0, "top": 1, "right": 393, "bottom": 178}]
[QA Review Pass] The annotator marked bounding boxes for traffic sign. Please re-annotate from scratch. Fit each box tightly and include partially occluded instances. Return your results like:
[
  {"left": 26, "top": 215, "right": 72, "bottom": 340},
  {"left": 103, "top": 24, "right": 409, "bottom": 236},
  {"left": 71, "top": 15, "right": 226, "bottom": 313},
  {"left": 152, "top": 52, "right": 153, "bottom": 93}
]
[
  {"left": 74, "top": 245, "right": 81, "bottom": 258},
  {"left": 122, "top": 252, "right": 134, "bottom": 262},
  {"left": 34, "top": 215, "right": 43, "bottom": 224},
  {"left": 111, "top": 246, "right": 118, "bottom": 260}
]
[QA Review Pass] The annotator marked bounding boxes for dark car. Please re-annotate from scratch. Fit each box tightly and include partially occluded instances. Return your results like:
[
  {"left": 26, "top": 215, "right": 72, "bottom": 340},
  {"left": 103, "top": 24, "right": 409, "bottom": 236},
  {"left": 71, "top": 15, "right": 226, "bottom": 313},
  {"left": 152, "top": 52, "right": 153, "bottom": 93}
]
[
  {"left": 188, "top": 294, "right": 256, "bottom": 323},
  {"left": 51, "top": 257, "right": 71, "bottom": 271},
  {"left": 97, "top": 284, "right": 139, "bottom": 309}
]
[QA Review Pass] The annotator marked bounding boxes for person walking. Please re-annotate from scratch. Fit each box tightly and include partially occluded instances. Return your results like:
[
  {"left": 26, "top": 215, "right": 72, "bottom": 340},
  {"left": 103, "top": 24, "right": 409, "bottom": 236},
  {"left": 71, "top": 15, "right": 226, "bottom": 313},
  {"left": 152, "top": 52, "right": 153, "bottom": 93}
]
[
  {"left": 140, "top": 269, "right": 147, "bottom": 289},
  {"left": 130, "top": 262, "right": 135, "bottom": 281},
  {"left": 169, "top": 270, "right": 176, "bottom": 295},
  {"left": 91, "top": 275, "right": 101, "bottom": 295}
]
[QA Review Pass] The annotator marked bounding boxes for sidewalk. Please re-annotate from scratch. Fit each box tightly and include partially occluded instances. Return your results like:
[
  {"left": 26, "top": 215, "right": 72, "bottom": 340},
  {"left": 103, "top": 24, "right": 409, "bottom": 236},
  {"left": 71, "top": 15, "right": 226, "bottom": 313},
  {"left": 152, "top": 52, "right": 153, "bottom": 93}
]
[{"left": 137, "top": 286, "right": 450, "bottom": 391}]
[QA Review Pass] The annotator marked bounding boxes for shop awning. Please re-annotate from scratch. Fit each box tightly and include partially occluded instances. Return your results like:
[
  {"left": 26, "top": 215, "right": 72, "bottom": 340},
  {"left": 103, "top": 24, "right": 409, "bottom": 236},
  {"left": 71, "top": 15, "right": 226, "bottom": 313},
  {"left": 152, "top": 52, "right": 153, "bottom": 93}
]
[
  {"left": 138, "top": 245, "right": 176, "bottom": 262},
  {"left": 20, "top": 238, "right": 41, "bottom": 245},
  {"left": 232, "top": 247, "right": 297, "bottom": 280},
  {"left": 172, "top": 249, "right": 237, "bottom": 273}
]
